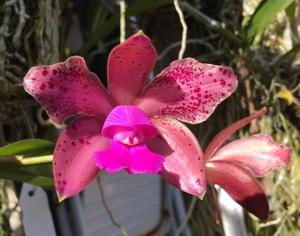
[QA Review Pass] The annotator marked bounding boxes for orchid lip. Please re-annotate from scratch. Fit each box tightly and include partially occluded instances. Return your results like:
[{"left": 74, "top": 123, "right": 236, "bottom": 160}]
[
  {"left": 94, "top": 105, "right": 164, "bottom": 174},
  {"left": 102, "top": 105, "right": 158, "bottom": 141},
  {"left": 121, "top": 136, "right": 140, "bottom": 146},
  {"left": 113, "top": 131, "right": 141, "bottom": 146}
]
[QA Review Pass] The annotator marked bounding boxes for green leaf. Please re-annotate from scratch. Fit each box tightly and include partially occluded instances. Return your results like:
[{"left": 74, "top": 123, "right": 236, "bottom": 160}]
[
  {"left": 0, "top": 171, "right": 53, "bottom": 187},
  {"left": 285, "top": 1, "right": 297, "bottom": 24},
  {"left": 0, "top": 139, "right": 54, "bottom": 156},
  {"left": 19, "top": 163, "right": 53, "bottom": 178},
  {"left": 244, "top": 0, "right": 294, "bottom": 45},
  {"left": 0, "top": 159, "right": 53, "bottom": 187},
  {"left": 275, "top": 42, "right": 300, "bottom": 64}
]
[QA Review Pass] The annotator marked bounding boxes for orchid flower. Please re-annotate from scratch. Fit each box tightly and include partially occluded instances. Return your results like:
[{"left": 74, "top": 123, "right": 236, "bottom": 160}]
[
  {"left": 204, "top": 108, "right": 291, "bottom": 220},
  {"left": 23, "top": 31, "right": 237, "bottom": 201}
]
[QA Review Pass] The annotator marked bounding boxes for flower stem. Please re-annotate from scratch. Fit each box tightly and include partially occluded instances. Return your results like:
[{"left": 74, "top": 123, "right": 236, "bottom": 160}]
[
  {"left": 175, "top": 196, "right": 197, "bottom": 236},
  {"left": 96, "top": 176, "right": 128, "bottom": 236}
]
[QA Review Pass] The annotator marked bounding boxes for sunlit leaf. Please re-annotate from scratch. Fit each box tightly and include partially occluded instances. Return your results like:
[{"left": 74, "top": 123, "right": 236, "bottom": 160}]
[
  {"left": 244, "top": 0, "right": 294, "bottom": 45},
  {"left": 0, "top": 139, "right": 54, "bottom": 156}
]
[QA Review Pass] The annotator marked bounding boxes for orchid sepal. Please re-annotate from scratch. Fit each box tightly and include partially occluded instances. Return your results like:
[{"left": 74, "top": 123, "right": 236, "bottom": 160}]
[
  {"left": 210, "top": 134, "right": 291, "bottom": 177},
  {"left": 204, "top": 107, "right": 267, "bottom": 160},
  {"left": 205, "top": 108, "right": 291, "bottom": 220},
  {"left": 206, "top": 160, "right": 269, "bottom": 221}
]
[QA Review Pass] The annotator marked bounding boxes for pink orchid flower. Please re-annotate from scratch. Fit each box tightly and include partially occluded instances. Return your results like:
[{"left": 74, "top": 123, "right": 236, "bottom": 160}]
[
  {"left": 204, "top": 108, "right": 291, "bottom": 220},
  {"left": 23, "top": 31, "right": 238, "bottom": 201}
]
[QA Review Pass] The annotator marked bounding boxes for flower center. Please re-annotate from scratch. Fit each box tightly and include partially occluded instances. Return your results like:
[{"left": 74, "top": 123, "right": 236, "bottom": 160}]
[
  {"left": 113, "top": 131, "right": 141, "bottom": 146},
  {"left": 101, "top": 105, "right": 158, "bottom": 144},
  {"left": 94, "top": 105, "right": 164, "bottom": 174}
]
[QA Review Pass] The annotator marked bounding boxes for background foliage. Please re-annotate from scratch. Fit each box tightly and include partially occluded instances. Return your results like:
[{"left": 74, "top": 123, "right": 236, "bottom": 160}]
[{"left": 0, "top": 0, "right": 299, "bottom": 235}]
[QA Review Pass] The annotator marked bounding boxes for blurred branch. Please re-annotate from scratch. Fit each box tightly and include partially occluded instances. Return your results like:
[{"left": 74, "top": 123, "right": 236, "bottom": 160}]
[
  {"left": 180, "top": 2, "right": 241, "bottom": 47},
  {"left": 158, "top": 37, "right": 217, "bottom": 61}
]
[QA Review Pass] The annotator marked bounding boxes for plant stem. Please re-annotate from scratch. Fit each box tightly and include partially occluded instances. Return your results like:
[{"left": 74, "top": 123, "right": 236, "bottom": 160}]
[
  {"left": 0, "top": 155, "right": 53, "bottom": 167},
  {"left": 175, "top": 197, "right": 197, "bottom": 236},
  {"left": 120, "top": 0, "right": 126, "bottom": 42},
  {"left": 19, "top": 155, "right": 53, "bottom": 165},
  {"left": 174, "top": 0, "right": 187, "bottom": 59},
  {"left": 96, "top": 176, "right": 128, "bottom": 236}
]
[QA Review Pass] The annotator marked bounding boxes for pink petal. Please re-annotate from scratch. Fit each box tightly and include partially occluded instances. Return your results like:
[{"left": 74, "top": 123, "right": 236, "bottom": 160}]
[
  {"left": 210, "top": 134, "right": 291, "bottom": 177},
  {"left": 204, "top": 107, "right": 267, "bottom": 160},
  {"left": 23, "top": 56, "right": 113, "bottom": 124},
  {"left": 206, "top": 160, "right": 269, "bottom": 220},
  {"left": 107, "top": 32, "right": 157, "bottom": 104},
  {"left": 94, "top": 140, "right": 163, "bottom": 174},
  {"left": 135, "top": 58, "right": 237, "bottom": 124},
  {"left": 150, "top": 117, "right": 206, "bottom": 197},
  {"left": 54, "top": 116, "right": 108, "bottom": 201},
  {"left": 94, "top": 140, "right": 129, "bottom": 173},
  {"left": 102, "top": 105, "right": 157, "bottom": 139},
  {"left": 129, "top": 144, "right": 164, "bottom": 174}
]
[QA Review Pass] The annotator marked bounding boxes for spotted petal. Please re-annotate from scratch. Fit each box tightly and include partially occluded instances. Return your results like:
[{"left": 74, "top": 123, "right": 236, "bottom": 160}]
[
  {"left": 23, "top": 56, "right": 113, "bottom": 124},
  {"left": 210, "top": 134, "right": 291, "bottom": 177},
  {"left": 150, "top": 117, "right": 206, "bottom": 197},
  {"left": 206, "top": 160, "right": 269, "bottom": 220},
  {"left": 107, "top": 32, "right": 157, "bottom": 104},
  {"left": 54, "top": 117, "right": 108, "bottom": 201},
  {"left": 135, "top": 58, "right": 237, "bottom": 124}
]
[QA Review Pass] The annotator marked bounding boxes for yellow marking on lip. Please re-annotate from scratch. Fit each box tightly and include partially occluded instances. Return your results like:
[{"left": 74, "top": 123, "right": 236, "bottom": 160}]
[{"left": 121, "top": 136, "right": 139, "bottom": 146}]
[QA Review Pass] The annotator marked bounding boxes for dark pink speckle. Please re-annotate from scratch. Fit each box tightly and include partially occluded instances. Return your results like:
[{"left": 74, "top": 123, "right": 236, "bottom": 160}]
[{"left": 40, "top": 83, "right": 46, "bottom": 90}]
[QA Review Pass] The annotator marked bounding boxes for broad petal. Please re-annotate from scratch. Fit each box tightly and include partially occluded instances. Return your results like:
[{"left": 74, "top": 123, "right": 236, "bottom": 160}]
[
  {"left": 206, "top": 160, "right": 269, "bottom": 221},
  {"left": 135, "top": 58, "right": 237, "bottom": 124},
  {"left": 129, "top": 144, "right": 164, "bottom": 174},
  {"left": 150, "top": 117, "right": 206, "bottom": 197},
  {"left": 107, "top": 32, "right": 157, "bottom": 104},
  {"left": 94, "top": 140, "right": 129, "bottom": 173},
  {"left": 23, "top": 56, "right": 113, "bottom": 124},
  {"left": 210, "top": 134, "right": 291, "bottom": 177},
  {"left": 54, "top": 117, "right": 108, "bottom": 201}
]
